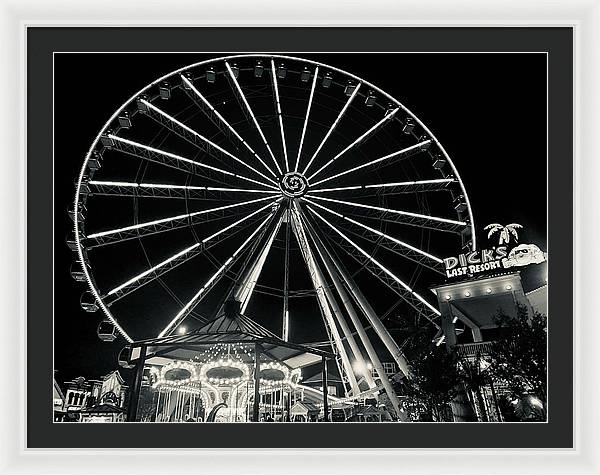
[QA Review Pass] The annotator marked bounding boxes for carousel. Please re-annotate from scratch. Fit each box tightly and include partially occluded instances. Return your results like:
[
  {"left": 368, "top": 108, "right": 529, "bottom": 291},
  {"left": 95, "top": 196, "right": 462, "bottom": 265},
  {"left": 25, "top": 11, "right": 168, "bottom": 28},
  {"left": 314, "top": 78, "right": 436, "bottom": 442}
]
[{"left": 124, "top": 299, "right": 335, "bottom": 422}]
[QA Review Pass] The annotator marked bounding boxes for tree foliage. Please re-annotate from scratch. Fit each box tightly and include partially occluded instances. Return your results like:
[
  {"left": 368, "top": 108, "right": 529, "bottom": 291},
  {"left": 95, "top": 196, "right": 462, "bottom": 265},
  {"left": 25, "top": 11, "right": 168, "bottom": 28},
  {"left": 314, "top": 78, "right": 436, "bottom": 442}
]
[
  {"left": 487, "top": 305, "right": 547, "bottom": 407},
  {"left": 400, "top": 333, "right": 462, "bottom": 421}
]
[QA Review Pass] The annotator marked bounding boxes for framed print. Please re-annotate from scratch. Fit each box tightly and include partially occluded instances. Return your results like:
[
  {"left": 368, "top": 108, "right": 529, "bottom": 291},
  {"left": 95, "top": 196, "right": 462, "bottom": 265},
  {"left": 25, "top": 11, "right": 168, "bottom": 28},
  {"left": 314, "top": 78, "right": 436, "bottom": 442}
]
[
  {"left": 48, "top": 46, "right": 561, "bottom": 434},
  {"left": 2, "top": 0, "right": 598, "bottom": 473},
  {"left": 42, "top": 27, "right": 569, "bottom": 446}
]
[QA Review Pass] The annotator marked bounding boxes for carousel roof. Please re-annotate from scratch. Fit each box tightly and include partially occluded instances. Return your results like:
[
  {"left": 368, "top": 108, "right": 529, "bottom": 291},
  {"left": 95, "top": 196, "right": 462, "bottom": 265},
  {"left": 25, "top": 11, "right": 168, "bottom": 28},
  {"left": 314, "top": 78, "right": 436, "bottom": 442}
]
[{"left": 131, "top": 299, "right": 335, "bottom": 369}]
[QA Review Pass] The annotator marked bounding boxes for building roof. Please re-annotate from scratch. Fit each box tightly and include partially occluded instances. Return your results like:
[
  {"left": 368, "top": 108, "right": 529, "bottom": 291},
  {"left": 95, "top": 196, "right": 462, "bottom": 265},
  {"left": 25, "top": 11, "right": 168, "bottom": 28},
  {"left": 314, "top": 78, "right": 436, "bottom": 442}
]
[
  {"left": 290, "top": 401, "right": 320, "bottom": 414},
  {"left": 53, "top": 378, "right": 65, "bottom": 403},
  {"left": 103, "top": 370, "right": 125, "bottom": 385}
]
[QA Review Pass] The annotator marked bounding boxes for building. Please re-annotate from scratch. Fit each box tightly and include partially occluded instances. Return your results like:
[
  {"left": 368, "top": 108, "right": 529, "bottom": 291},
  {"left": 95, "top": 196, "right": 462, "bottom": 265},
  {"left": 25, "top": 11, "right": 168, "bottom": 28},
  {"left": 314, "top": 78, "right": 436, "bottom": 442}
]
[
  {"left": 53, "top": 376, "right": 66, "bottom": 421},
  {"left": 431, "top": 264, "right": 547, "bottom": 422},
  {"left": 59, "top": 370, "right": 129, "bottom": 422}
]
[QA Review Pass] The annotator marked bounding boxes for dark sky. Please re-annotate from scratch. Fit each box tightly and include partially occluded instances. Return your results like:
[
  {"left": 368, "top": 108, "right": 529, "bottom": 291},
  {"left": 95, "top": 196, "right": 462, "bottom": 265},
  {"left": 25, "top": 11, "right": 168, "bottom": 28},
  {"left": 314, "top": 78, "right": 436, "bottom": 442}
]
[{"left": 54, "top": 53, "right": 547, "bottom": 385}]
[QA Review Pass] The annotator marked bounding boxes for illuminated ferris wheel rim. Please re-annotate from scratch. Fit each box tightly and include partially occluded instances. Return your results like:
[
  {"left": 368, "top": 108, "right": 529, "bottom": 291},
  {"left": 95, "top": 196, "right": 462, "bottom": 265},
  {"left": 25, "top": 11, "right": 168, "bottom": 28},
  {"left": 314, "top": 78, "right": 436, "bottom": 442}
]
[{"left": 73, "top": 53, "right": 477, "bottom": 347}]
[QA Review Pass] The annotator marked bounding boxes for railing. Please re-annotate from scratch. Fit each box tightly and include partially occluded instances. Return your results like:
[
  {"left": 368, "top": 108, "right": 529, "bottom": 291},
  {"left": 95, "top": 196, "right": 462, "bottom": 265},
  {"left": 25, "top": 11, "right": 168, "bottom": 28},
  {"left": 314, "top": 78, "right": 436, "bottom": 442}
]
[{"left": 455, "top": 341, "right": 495, "bottom": 357}]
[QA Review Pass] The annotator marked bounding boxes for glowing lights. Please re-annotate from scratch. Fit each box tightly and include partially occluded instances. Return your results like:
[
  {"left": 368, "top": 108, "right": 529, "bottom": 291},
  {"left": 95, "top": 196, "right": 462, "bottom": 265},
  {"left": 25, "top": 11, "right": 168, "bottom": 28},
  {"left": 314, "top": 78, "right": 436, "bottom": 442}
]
[
  {"left": 452, "top": 316, "right": 458, "bottom": 323},
  {"left": 158, "top": 212, "right": 277, "bottom": 337},
  {"left": 506, "top": 284, "right": 513, "bottom": 290},
  {"left": 259, "top": 361, "right": 301, "bottom": 387},
  {"left": 283, "top": 310, "right": 289, "bottom": 342},
  {"left": 106, "top": 242, "right": 201, "bottom": 296},
  {"left": 180, "top": 73, "right": 277, "bottom": 179},
  {"left": 445, "top": 295, "right": 452, "bottom": 300},
  {"left": 307, "top": 107, "right": 398, "bottom": 181},
  {"left": 310, "top": 178, "right": 455, "bottom": 194},
  {"left": 139, "top": 99, "right": 278, "bottom": 186},
  {"left": 107, "top": 134, "right": 278, "bottom": 190},
  {"left": 225, "top": 61, "right": 283, "bottom": 175},
  {"left": 303, "top": 197, "right": 443, "bottom": 263},
  {"left": 200, "top": 199, "right": 281, "bottom": 243},
  {"left": 486, "top": 287, "right": 493, "bottom": 294},
  {"left": 306, "top": 195, "right": 466, "bottom": 227},
  {"left": 528, "top": 395, "right": 544, "bottom": 409},
  {"left": 352, "top": 361, "right": 372, "bottom": 376},
  {"left": 270, "top": 59, "right": 289, "bottom": 172},
  {"left": 302, "top": 83, "right": 361, "bottom": 176},
  {"left": 294, "top": 66, "right": 319, "bottom": 172},
  {"left": 435, "top": 335, "right": 446, "bottom": 347},
  {"left": 87, "top": 195, "right": 277, "bottom": 239},
  {"left": 177, "top": 326, "right": 187, "bottom": 335},
  {"left": 89, "top": 180, "right": 279, "bottom": 195},
  {"left": 199, "top": 358, "right": 250, "bottom": 386},
  {"left": 88, "top": 180, "right": 138, "bottom": 188},
  {"left": 153, "top": 361, "right": 198, "bottom": 389},
  {"left": 237, "top": 214, "right": 284, "bottom": 314},
  {"left": 464, "top": 291, "right": 471, "bottom": 297},
  {"left": 310, "top": 140, "right": 432, "bottom": 187},
  {"left": 307, "top": 205, "right": 441, "bottom": 316}
]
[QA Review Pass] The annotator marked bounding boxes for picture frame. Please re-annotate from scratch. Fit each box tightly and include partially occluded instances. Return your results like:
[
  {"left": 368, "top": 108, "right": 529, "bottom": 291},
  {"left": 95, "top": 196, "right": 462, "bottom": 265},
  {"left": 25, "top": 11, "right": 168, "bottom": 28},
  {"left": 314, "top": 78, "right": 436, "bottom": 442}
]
[{"left": 2, "top": 0, "right": 597, "bottom": 473}]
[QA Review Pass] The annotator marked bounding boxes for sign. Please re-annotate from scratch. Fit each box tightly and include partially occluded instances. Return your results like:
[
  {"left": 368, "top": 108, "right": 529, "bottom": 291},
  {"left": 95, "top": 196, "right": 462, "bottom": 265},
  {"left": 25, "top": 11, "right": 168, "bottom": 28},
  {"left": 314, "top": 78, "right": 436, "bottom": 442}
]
[
  {"left": 444, "top": 223, "right": 546, "bottom": 279},
  {"left": 444, "top": 247, "right": 507, "bottom": 278}
]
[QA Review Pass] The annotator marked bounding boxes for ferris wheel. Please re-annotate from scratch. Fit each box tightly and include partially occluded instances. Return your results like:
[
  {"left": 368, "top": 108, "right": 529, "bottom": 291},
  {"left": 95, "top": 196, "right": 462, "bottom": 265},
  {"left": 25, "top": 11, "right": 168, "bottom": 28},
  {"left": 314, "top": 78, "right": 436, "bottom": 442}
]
[{"left": 68, "top": 54, "right": 475, "bottom": 411}]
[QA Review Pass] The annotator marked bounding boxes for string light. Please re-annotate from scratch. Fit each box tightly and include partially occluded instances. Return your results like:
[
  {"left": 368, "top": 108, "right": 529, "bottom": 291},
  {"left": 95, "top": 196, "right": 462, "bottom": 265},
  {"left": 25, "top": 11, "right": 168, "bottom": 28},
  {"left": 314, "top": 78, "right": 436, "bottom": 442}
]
[{"left": 258, "top": 361, "right": 302, "bottom": 387}]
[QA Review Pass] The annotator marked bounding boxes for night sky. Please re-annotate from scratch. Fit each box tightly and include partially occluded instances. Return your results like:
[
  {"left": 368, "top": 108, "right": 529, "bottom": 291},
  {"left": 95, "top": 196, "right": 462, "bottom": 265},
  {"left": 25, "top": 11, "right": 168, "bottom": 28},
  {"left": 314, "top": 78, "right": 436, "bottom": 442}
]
[{"left": 54, "top": 53, "right": 547, "bottom": 386}]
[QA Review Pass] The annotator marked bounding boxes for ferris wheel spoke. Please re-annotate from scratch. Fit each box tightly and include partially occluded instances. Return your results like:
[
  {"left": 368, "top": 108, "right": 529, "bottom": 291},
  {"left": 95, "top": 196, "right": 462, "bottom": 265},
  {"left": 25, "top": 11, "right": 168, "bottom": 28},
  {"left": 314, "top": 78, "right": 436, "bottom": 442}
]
[
  {"left": 138, "top": 98, "right": 278, "bottom": 186},
  {"left": 158, "top": 210, "right": 279, "bottom": 338},
  {"left": 305, "top": 205, "right": 441, "bottom": 324},
  {"left": 294, "top": 66, "right": 318, "bottom": 173},
  {"left": 234, "top": 212, "right": 285, "bottom": 314},
  {"left": 307, "top": 107, "right": 398, "bottom": 182},
  {"left": 225, "top": 61, "right": 283, "bottom": 176},
  {"left": 84, "top": 195, "right": 279, "bottom": 247},
  {"left": 102, "top": 203, "right": 278, "bottom": 305},
  {"left": 310, "top": 139, "right": 432, "bottom": 188},
  {"left": 302, "top": 197, "right": 444, "bottom": 273},
  {"left": 270, "top": 59, "right": 289, "bottom": 172},
  {"left": 180, "top": 74, "right": 278, "bottom": 179},
  {"left": 305, "top": 195, "right": 467, "bottom": 233},
  {"left": 309, "top": 178, "right": 456, "bottom": 196},
  {"left": 87, "top": 180, "right": 279, "bottom": 200},
  {"left": 201, "top": 198, "right": 282, "bottom": 244},
  {"left": 301, "top": 83, "right": 361, "bottom": 176},
  {"left": 104, "top": 134, "right": 278, "bottom": 190},
  {"left": 282, "top": 204, "right": 291, "bottom": 341}
]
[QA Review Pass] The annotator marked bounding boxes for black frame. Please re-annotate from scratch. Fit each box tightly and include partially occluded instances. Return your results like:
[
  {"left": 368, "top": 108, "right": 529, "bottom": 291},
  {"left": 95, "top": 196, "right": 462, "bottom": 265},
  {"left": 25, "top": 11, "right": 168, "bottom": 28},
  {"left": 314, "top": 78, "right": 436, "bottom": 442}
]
[{"left": 30, "top": 26, "right": 573, "bottom": 449}]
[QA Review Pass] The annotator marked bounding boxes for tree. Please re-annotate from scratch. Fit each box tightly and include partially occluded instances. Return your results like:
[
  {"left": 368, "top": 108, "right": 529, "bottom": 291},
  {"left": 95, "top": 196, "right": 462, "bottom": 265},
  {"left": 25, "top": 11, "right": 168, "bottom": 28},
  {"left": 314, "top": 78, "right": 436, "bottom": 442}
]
[
  {"left": 457, "top": 351, "right": 492, "bottom": 422},
  {"left": 487, "top": 305, "right": 547, "bottom": 417},
  {"left": 400, "top": 333, "right": 463, "bottom": 421},
  {"left": 484, "top": 223, "right": 523, "bottom": 245}
]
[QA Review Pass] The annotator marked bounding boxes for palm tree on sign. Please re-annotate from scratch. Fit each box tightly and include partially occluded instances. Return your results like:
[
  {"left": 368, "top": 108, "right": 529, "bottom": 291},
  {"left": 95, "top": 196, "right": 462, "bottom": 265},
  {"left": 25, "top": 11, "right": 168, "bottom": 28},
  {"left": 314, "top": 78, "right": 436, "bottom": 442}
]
[{"left": 484, "top": 223, "right": 523, "bottom": 245}]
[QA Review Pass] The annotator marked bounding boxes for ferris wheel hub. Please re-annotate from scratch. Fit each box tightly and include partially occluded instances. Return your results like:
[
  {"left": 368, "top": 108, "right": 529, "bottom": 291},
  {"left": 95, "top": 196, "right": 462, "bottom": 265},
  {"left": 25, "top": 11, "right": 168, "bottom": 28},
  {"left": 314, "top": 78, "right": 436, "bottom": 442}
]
[{"left": 279, "top": 172, "right": 309, "bottom": 198}]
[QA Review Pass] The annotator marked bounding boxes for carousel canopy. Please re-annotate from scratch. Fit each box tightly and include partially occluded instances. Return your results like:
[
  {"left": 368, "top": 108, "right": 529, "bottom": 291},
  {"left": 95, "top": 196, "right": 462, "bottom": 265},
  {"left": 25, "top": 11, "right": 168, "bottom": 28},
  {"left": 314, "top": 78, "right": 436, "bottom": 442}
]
[{"left": 130, "top": 299, "right": 335, "bottom": 369}]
